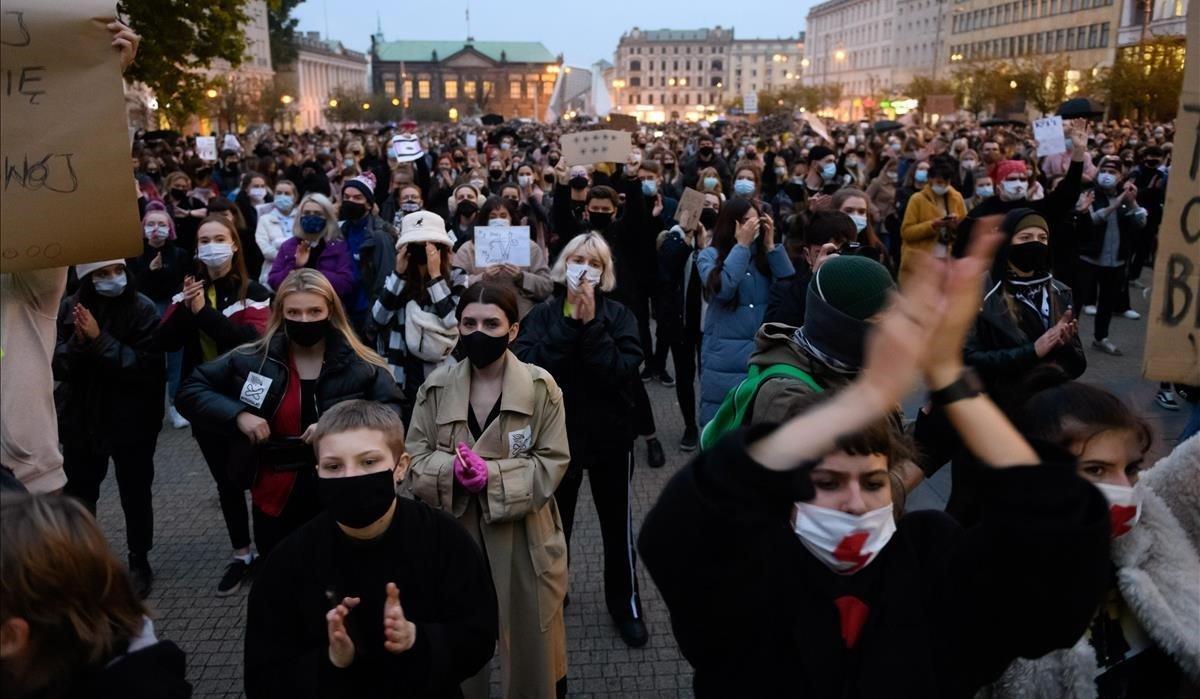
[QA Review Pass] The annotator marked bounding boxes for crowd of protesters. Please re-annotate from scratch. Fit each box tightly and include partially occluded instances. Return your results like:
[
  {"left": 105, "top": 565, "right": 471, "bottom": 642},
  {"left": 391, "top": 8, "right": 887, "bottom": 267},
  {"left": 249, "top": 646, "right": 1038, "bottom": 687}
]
[{"left": 1, "top": 18, "right": 1197, "bottom": 699}]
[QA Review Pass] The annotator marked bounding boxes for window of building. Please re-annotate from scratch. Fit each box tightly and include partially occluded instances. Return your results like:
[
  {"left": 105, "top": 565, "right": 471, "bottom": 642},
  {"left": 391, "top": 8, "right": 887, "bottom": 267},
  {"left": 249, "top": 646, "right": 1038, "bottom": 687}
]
[
  {"left": 1088, "top": 24, "right": 1098, "bottom": 47},
  {"left": 630, "top": 60, "right": 641, "bottom": 71},
  {"left": 464, "top": 80, "right": 477, "bottom": 99},
  {"left": 685, "top": 93, "right": 690, "bottom": 104},
  {"left": 482, "top": 81, "right": 493, "bottom": 98},
  {"left": 403, "top": 80, "right": 413, "bottom": 99},
  {"left": 631, "top": 76, "right": 641, "bottom": 86},
  {"left": 751, "top": 68, "right": 757, "bottom": 76},
  {"left": 543, "top": 79, "right": 554, "bottom": 95},
  {"left": 417, "top": 79, "right": 430, "bottom": 99},
  {"left": 444, "top": 79, "right": 457, "bottom": 99},
  {"left": 510, "top": 80, "right": 521, "bottom": 98},
  {"left": 383, "top": 79, "right": 396, "bottom": 96},
  {"left": 647, "top": 94, "right": 654, "bottom": 104},
  {"left": 672, "top": 92, "right": 678, "bottom": 104},
  {"left": 674, "top": 60, "right": 679, "bottom": 70},
  {"left": 1100, "top": 22, "right": 1109, "bottom": 46},
  {"left": 629, "top": 94, "right": 635, "bottom": 104}
]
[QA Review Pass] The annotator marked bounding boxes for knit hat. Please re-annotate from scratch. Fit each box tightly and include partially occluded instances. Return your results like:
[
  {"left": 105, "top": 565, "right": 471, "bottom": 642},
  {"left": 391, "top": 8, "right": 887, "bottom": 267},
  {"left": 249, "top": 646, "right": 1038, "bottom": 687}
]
[
  {"left": 811, "top": 256, "right": 896, "bottom": 320},
  {"left": 807, "top": 145, "right": 835, "bottom": 163},
  {"left": 397, "top": 211, "right": 453, "bottom": 248},
  {"left": 343, "top": 171, "right": 376, "bottom": 201},
  {"left": 75, "top": 259, "right": 126, "bottom": 279},
  {"left": 1008, "top": 211, "right": 1049, "bottom": 237},
  {"left": 991, "top": 159, "right": 1027, "bottom": 182}
]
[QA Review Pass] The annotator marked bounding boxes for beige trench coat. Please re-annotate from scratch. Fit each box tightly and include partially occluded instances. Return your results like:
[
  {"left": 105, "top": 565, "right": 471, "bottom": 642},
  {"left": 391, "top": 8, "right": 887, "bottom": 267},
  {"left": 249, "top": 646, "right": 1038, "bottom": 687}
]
[
  {"left": 405, "top": 352, "right": 570, "bottom": 699},
  {"left": 452, "top": 240, "right": 554, "bottom": 320}
]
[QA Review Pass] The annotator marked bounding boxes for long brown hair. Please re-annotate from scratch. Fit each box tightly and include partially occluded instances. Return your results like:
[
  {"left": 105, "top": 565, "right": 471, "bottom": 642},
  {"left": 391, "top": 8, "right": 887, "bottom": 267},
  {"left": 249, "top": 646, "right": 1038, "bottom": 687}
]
[
  {"left": 243, "top": 268, "right": 389, "bottom": 370},
  {"left": 0, "top": 494, "right": 147, "bottom": 696},
  {"left": 196, "top": 214, "right": 251, "bottom": 303}
]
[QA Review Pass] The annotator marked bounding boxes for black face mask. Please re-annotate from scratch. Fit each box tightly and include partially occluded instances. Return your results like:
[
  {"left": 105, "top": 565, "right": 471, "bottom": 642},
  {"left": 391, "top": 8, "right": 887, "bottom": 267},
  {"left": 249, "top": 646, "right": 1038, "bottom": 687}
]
[
  {"left": 340, "top": 201, "right": 367, "bottom": 221},
  {"left": 698, "top": 146, "right": 714, "bottom": 158},
  {"left": 587, "top": 211, "right": 613, "bottom": 230},
  {"left": 489, "top": 169, "right": 503, "bottom": 180},
  {"left": 285, "top": 318, "right": 331, "bottom": 347},
  {"left": 1007, "top": 241, "right": 1050, "bottom": 276},
  {"left": 224, "top": 162, "right": 240, "bottom": 174},
  {"left": 568, "top": 176, "right": 589, "bottom": 191},
  {"left": 699, "top": 208, "right": 719, "bottom": 229},
  {"left": 460, "top": 330, "right": 509, "bottom": 369},
  {"left": 548, "top": 156, "right": 560, "bottom": 167},
  {"left": 171, "top": 188, "right": 189, "bottom": 201},
  {"left": 317, "top": 469, "right": 397, "bottom": 529},
  {"left": 456, "top": 199, "right": 479, "bottom": 219}
]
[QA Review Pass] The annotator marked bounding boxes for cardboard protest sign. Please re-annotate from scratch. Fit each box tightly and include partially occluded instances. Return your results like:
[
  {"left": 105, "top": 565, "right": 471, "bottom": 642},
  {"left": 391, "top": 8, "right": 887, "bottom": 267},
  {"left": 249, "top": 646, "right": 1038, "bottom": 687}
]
[
  {"left": 1143, "top": 5, "right": 1200, "bottom": 385},
  {"left": 1032, "top": 116, "right": 1066, "bottom": 156},
  {"left": 799, "top": 112, "right": 831, "bottom": 143},
  {"left": 925, "top": 94, "right": 956, "bottom": 116},
  {"left": 196, "top": 136, "right": 218, "bottom": 162},
  {"left": 743, "top": 92, "right": 759, "bottom": 115},
  {"left": 561, "top": 129, "right": 632, "bottom": 166},
  {"left": 474, "top": 226, "right": 531, "bottom": 267},
  {"left": 604, "top": 113, "right": 639, "bottom": 131},
  {"left": 1, "top": 0, "right": 141, "bottom": 272},
  {"left": 675, "top": 188, "right": 705, "bottom": 230}
]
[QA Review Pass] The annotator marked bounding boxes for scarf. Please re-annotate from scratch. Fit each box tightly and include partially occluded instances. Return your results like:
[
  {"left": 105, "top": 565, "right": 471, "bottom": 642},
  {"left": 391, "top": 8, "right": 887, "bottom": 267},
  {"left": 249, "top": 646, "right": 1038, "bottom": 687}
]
[{"left": 1005, "top": 274, "right": 1053, "bottom": 329}]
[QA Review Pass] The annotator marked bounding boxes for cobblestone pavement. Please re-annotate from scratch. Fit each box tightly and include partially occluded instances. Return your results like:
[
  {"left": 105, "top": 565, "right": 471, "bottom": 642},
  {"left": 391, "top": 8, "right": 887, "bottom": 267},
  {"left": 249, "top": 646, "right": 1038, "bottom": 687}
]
[{"left": 93, "top": 273, "right": 1187, "bottom": 698}]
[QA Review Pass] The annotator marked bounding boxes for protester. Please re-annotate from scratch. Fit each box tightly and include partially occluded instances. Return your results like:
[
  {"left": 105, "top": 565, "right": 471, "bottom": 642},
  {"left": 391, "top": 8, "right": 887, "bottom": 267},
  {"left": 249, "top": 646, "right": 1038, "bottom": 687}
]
[
  {"left": 234, "top": 172, "right": 271, "bottom": 281},
  {"left": 640, "top": 233, "right": 1110, "bottom": 697},
  {"left": 899, "top": 156, "right": 966, "bottom": 281},
  {"left": 406, "top": 282, "right": 570, "bottom": 698},
  {"left": 338, "top": 173, "right": 397, "bottom": 333},
  {"left": 696, "top": 198, "right": 794, "bottom": 424},
  {"left": 164, "top": 171, "right": 209, "bottom": 254},
  {"left": 452, "top": 197, "right": 553, "bottom": 319},
  {"left": 54, "top": 260, "right": 164, "bottom": 598},
  {"left": 154, "top": 216, "right": 271, "bottom": 595},
  {"left": 268, "top": 193, "right": 356, "bottom": 300},
  {"left": 764, "top": 210, "right": 858, "bottom": 328},
  {"left": 243, "top": 399, "right": 498, "bottom": 698},
  {"left": 254, "top": 179, "right": 299, "bottom": 289},
  {"left": 513, "top": 233, "right": 650, "bottom": 648},
  {"left": 0, "top": 493, "right": 192, "bottom": 698}
]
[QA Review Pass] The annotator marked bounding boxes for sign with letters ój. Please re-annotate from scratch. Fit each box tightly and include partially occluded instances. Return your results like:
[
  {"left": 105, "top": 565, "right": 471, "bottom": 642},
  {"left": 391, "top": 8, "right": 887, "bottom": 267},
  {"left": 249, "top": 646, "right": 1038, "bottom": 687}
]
[
  {"left": 1032, "top": 116, "right": 1066, "bottom": 157},
  {"left": 474, "top": 225, "right": 531, "bottom": 268},
  {"left": 1, "top": 0, "right": 141, "bottom": 272},
  {"left": 560, "top": 129, "right": 632, "bottom": 167}
]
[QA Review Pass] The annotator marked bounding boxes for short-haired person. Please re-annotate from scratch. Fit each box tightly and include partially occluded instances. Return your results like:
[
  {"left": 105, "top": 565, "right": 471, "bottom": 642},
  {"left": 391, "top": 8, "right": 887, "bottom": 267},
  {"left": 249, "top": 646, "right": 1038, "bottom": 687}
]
[
  {"left": 153, "top": 215, "right": 271, "bottom": 594},
  {"left": 244, "top": 400, "right": 498, "bottom": 699},
  {"left": 513, "top": 233, "right": 651, "bottom": 647},
  {"left": 406, "top": 282, "right": 571, "bottom": 698},
  {"left": 54, "top": 260, "right": 165, "bottom": 598},
  {"left": 764, "top": 210, "right": 859, "bottom": 328},
  {"left": 452, "top": 196, "right": 553, "bottom": 319},
  {"left": 0, "top": 493, "right": 191, "bottom": 697},
  {"left": 639, "top": 234, "right": 1110, "bottom": 697},
  {"left": 268, "top": 192, "right": 356, "bottom": 299},
  {"left": 177, "top": 269, "right": 403, "bottom": 559}
]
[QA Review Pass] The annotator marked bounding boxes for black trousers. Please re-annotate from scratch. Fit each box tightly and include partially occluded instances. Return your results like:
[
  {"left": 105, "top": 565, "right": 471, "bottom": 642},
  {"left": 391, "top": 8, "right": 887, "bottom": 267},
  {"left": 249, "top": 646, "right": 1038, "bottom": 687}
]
[
  {"left": 251, "top": 468, "right": 321, "bottom": 557},
  {"left": 555, "top": 447, "right": 643, "bottom": 621},
  {"left": 63, "top": 436, "right": 158, "bottom": 556},
  {"left": 654, "top": 333, "right": 700, "bottom": 430},
  {"left": 194, "top": 431, "right": 252, "bottom": 551},
  {"left": 630, "top": 291, "right": 655, "bottom": 369},
  {"left": 1074, "top": 261, "right": 1124, "bottom": 341}
]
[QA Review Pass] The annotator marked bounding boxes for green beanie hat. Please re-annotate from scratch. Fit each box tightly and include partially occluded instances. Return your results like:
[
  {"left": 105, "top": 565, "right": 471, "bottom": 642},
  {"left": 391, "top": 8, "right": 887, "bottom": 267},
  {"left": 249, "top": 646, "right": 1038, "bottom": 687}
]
[{"left": 811, "top": 256, "right": 896, "bottom": 321}]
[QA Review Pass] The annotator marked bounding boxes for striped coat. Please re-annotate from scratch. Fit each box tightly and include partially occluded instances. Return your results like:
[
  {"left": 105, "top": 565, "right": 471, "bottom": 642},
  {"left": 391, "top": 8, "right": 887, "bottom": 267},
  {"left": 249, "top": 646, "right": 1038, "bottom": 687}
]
[{"left": 370, "top": 267, "right": 468, "bottom": 402}]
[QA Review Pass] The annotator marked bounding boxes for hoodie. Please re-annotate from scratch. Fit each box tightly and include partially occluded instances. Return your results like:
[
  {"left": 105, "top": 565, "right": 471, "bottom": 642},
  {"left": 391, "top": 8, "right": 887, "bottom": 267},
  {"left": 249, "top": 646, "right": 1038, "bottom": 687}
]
[{"left": 746, "top": 322, "right": 854, "bottom": 426}]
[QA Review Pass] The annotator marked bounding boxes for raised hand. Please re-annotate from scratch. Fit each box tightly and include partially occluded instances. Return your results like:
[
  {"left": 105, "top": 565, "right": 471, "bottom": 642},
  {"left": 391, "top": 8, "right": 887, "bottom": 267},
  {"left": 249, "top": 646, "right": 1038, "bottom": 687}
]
[
  {"left": 576, "top": 278, "right": 596, "bottom": 324},
  {"left": 425, "top": 243, "right": 443, "bottom": 279},
  {"left": 395, "top": 245, "right": 410, "bottom": 275},
  {"left": 734, "top": 216, "right": 758, "bottom": 247},
  {"left": 383, "top": 583, "right": 417, "bottom": 654},
  {"left": 149, "top": 251, "right": 163, "bottom": 271},
  {"left": 74, "top": 304, "right": 100, "bottom": 341},
  {"left": 326, "top": 596, "right": 360, "bottom": 668},
  {"left": 182, "top": 276, "right": 206, "bottom": 314},
  {"left": 294, "top": 241, "right": 311, "bottom": 268},
  {"left": 107, "top": 20, "right": 140, "bottom": 72}
]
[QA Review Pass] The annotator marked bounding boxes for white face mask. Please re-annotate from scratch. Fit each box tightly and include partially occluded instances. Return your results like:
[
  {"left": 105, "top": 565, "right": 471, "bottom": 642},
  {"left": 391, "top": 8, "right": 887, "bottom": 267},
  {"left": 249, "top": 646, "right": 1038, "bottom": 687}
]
[
  {"left": 961, "top": 159, "right": 976, "bottom": 170},
  {"left": 144, "top": 224, "right": 169, "bottom": 242},
  {"left": 849, "top": 213, "right": 868, "bottom": 233},
  {"left": 932, "top": 184, "right": 949, "bottom": 196},
  {"left": 248, "top": 186, "right": 269, "bottom": 202},
  {"left": 1096, "top": 172, "right": 1119, "bottom": 190},
  {"left": 487, "top": 217, "right": 509, "bottom": 227},
  {"left": 518, "top": 174, "right": 533, "bottom": 187},
  {"left": 1000, "top": 180, "right": 1028, "bottom": 200},
  {"left": 792, "top": 502, "right": 897, "bottom": 574},
  {"left": 197, "top": 243, "right": 234, "bottom": 269},
  {"left": 1094, "top": 482, "right": 1143, "bottom": 538},
  {"left": 92, "top": 272, "right": 128, "bottom": 298},
  {"left": 565, "top": 262, "right": 602, "bottom": 292}
]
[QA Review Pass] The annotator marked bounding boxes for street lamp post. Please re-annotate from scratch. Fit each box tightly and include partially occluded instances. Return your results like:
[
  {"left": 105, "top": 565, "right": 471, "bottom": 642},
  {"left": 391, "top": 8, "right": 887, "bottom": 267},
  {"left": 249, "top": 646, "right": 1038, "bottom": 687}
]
[{"left": 612, "top": 78, "right": 626, "bottom": 112}]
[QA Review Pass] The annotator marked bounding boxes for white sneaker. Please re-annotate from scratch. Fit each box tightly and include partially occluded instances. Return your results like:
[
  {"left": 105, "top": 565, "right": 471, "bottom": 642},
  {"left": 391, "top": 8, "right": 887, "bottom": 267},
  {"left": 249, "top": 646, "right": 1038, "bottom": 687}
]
[
  {"left": 1092, "top": 338, "right": 1123, "bottom": 356},
  {"left": 1122, "top": 309, "right": 1141, "bottom": 320},
  {"left": 168, "top": 406, "right": 190, "bottom": 429},
  {"left": 1083, "top": 305, "right": 1098, "bottom": 316}
]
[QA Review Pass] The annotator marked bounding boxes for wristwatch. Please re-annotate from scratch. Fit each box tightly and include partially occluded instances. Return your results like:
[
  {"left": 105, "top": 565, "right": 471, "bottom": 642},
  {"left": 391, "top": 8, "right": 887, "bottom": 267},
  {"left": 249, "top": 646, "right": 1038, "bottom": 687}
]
[{"left": 929, "top": 368, "right": 984, "bottom": 408}]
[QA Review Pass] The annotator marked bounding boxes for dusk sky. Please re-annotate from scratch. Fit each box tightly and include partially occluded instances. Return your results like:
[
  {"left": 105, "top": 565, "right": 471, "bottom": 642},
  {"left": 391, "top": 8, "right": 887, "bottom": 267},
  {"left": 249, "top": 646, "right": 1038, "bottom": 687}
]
[{"left": 291, "top": 0, "right": 812, "bottom": 68}]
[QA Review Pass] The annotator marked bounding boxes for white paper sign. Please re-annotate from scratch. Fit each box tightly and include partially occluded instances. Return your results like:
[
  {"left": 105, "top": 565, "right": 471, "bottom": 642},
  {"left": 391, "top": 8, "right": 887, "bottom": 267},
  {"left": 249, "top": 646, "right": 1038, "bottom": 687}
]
[
  {"left": 1033, "top": 116, "right": 1066, "bottom": 156},
  {"left": 196, "top": 136, "right": 218, "bottom": 162},
  {"left": 474, "top": 225, "right": 531, "bottom": 267},
  {"left": 223, "top": 133, "right": 241, "bottom": 152},
  {"left": 743, "top": 92, "right": 759, "bottom": 115},
  {"left": 560, "top": 130, "right": 632, "bottom": 166},
  {"left": 800, "top": 112, "right": 831, "bottom": 144},
  {"left": 466, "top": 133, "right": 478, "bottom": 149}
]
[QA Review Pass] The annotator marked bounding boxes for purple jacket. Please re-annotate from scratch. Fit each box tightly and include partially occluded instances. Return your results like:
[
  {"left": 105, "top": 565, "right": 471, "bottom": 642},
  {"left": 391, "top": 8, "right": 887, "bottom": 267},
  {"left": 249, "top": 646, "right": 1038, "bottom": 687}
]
[{"left": 268, "top": 237, "right": 357, "bottom": 299}]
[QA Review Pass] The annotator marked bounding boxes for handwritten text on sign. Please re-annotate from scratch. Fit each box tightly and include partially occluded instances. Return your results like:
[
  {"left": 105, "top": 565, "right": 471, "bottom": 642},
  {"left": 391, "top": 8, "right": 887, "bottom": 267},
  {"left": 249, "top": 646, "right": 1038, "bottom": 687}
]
[
  {"left": 561, "top": 130, "right": 633, "bottom": 167},
  {"left": 1, "top": 2, "right": 142, "bottom": 272}
]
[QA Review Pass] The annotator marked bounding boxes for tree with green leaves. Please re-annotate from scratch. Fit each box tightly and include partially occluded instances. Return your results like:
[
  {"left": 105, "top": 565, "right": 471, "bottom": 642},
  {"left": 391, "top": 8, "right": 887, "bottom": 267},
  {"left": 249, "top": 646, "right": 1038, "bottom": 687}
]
[
  {"left": 1011, "top": 56, "right": 1070, "bottom": 115},
  {"left": 905, "top": 76, "right": 956, "bottom": 108},
  {"left": 267, "top": 0, "right": 302, "bottom": 69},
  {"left": 1104, "top": 37, "right": 1186, "bottom": 120},
  {"left": 118, "top": 0, "right": 249, "bottom": 129}
]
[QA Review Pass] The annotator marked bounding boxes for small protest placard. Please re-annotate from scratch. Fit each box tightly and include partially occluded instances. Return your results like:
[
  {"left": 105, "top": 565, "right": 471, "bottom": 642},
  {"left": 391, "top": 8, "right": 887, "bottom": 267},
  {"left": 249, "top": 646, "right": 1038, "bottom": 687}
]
[
  {"left": 743, "top": 92, "right": 759, "bottom": 115},
  {"left": 926, "top": 94, "right": 956, "bottom": 116},
  {"left": 799, "top": 112, "right": 831, "bottom": 144},
  {"left": 474, "top": 225, "right": 531, "bottom": 268},
  {"left": 223, "top": 133, "right": 241, "bottom": 152},
  {"left": 675, "top": 188, "right": 705, "bottom": 230},
  {"left": 1033, "top": 116, "right": 1066, "bottom": 156},
  {"left": 561, "top": 129, "right": 632, "bottom": 166},
  {"left": 605, "top": 113, "right": 639, "bottom": 131},
  {"left": 465, "top": 133, "right": 478, "bottom": 149},
  {"left": 196, "top": 136, "right": 218, "bottom": 162}
]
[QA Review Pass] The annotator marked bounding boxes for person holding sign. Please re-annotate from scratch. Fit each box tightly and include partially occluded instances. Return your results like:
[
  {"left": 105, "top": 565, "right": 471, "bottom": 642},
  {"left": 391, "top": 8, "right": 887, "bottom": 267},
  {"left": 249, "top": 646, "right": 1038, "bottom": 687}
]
[
  {"left": 513, "top": 233, "right": 652, "bottom": 648},
  {"left": 244, "top": 400, "right": 497, "bottom": 699},
  {"left": 154, "top": 216, "right": 271, "bottom": 595},
  {"left": 452, "top": 197, "right": 553, "bottom": 319}
]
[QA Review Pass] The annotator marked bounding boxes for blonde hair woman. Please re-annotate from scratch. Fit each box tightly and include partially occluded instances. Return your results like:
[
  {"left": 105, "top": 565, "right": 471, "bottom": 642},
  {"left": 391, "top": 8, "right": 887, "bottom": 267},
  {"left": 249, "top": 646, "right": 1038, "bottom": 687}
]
[
  {"left": 177, "top": 269, "right": 403, "bottom": 565},
  {"left": 513, "top": 232, "right": 652, "bottom": 648},
  {"left": 0, "top": 493, "right": 191, "bottom": 697},
  {"left": 267, "top": 193, "right": 356, "bottom": 300}
]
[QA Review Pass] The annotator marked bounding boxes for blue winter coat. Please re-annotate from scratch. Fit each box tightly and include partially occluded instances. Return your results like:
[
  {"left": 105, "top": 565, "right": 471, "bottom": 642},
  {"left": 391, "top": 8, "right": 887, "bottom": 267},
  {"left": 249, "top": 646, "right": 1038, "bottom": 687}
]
[{"left": 696, "top": 243, "right": 794, "bottom": 424}]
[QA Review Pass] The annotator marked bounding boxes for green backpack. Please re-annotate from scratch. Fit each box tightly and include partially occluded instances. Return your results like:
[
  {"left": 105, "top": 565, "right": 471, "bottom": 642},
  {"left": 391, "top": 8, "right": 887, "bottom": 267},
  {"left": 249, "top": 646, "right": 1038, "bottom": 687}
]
[{"left": 699, "top": 364, "right": 823, "bottom": 451}]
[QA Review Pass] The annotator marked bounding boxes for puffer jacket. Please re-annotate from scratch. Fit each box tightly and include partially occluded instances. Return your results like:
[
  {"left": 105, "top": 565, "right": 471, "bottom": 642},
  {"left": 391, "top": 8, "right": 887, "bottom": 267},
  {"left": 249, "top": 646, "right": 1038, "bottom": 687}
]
[
  {"left": 53, "top": 284, "right": 165, "bottom": 451},
  {"left": 267, "top": 237, "right": 356, "bottom": 299},
  {"left": 175, "top": 332, "right": 403, "bottom": 434},
  {"left": 696, "top": 242, "right": 795, "bottom": 424},
  {"left": 512, "top": 289, "right": 643, "bottom": 459},
  {"left": 152, "top": 274, "right": 272, "bottom": 380}
]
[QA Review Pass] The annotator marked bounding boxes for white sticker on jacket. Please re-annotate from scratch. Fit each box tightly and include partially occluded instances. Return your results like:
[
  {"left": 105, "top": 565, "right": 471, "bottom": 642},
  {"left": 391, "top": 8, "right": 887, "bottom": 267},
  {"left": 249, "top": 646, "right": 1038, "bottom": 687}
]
[
  {"left": 239, "top": 372, "right": 273, "bottom": 409},
  {"left": 508, "top": 425, "right": 532, "bottom": 458}
]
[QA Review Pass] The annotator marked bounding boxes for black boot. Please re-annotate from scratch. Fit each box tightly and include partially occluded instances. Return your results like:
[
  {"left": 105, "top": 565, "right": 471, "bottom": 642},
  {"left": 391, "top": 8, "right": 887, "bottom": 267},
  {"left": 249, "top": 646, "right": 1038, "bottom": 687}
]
[
  {"left": 128, "top": 553, "right": 154, "bottom": 599},
  {"left": 646, "top": 438, "right": 666, "bottom": 469},
  {"left": 615, "top": 614, "right": 649, "bottom": 648}
]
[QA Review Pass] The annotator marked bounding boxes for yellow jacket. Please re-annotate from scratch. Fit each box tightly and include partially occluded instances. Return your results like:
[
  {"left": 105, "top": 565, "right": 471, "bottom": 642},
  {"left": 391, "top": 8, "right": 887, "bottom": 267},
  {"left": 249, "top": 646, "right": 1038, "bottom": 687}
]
[{"left": 899, "top": 184, "right": 967, "bottom": 282}]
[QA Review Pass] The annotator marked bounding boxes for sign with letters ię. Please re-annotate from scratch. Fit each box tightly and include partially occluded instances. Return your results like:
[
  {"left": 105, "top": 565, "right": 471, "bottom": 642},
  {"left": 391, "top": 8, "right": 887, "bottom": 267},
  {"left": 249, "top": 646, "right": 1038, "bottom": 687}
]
[
  {"left": 1143, "top": 4, "right": 1200, "bottom": 385},
  {"left": 560, "top": 129, "right": 632, "bottom": 167},
  {"left": 1, "top": 0, "right": 141, "bottom": 272}
]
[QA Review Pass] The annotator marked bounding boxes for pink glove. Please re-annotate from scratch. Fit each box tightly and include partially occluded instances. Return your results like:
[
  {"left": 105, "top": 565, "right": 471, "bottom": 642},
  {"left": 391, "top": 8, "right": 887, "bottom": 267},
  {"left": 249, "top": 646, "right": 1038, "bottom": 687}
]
[{"left": 453, "top": 442, "right": 488, "bottom": 493}]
